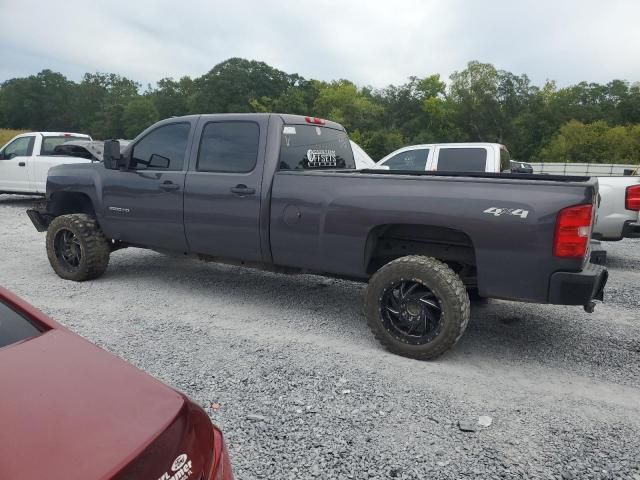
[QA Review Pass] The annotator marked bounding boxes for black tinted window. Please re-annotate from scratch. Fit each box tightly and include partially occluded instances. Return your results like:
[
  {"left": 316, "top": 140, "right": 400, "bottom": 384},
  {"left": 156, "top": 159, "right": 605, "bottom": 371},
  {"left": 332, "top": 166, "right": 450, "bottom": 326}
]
[
  {"left": 0, "top": 301, "right": 41, "bottom": 349},
  {"left": 383, "top": 149, "right": 429, "bottom": 171},
  {"left": 279, "top": 125, "right": 355, "bottom": 170},
  {"left": 197, "top": 122, "right": 260, "bottom": 173},
  {"left": 437, "top": 148, "right": 487, "bottom": 172},
  {"left": 132, "top": 123, "right": 190, "bottom": 170}
]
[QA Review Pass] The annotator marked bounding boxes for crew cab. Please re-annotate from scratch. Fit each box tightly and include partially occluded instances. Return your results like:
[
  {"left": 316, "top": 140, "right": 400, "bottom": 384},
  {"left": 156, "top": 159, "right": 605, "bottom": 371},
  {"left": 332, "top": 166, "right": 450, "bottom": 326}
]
[
  {"left": 0, "top": 131, "right": 93, "bottom": 195},
  {"left": 375, "top": 142, "right": 512, "bottom": 173},
  {"left": 27, "top": 114, "right": 608, "bottom": 359}
]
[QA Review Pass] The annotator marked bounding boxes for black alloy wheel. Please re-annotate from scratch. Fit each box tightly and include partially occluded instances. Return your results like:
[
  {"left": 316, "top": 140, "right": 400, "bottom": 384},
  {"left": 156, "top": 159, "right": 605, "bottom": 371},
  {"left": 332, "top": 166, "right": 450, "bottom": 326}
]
[
  {"left": 380, "top": 280, "right": 443, "bottom": 345},
  {"left": 54, "top": 228, "right": 82, "bottom": 271}
]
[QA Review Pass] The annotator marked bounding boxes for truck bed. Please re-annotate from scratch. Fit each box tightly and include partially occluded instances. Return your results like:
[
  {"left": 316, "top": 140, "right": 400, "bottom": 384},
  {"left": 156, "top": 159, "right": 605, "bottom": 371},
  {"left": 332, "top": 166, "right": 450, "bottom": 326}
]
[{"left": 270, "top": 169, "right": 598, "bottom": 303}]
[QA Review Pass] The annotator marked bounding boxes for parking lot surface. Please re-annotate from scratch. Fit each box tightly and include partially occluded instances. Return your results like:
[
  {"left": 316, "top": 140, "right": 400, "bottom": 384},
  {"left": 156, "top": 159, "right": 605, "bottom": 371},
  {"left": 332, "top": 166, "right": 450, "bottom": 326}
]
[{"left": 1, "top": 194, "right": 639, "bottom": 480}]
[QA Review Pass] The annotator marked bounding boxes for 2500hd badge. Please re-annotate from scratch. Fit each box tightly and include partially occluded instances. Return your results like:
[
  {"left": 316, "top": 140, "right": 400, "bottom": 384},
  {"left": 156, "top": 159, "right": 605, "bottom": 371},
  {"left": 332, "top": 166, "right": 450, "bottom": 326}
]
[{"left": 158, "top": 454, "right": 193, "bottom": 480}]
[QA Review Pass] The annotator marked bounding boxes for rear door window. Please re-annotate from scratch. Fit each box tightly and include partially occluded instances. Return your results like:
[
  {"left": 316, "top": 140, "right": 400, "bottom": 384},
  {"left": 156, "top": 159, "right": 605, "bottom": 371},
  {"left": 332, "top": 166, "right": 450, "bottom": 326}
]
[
  {"left": 382, "top": 149, "right": 429, "bottom": 171},
  {"left": 197, "top": 122, "right": 260, "bottom": 173},
  {"left": 0, "top": 301, "right": 42, "bottom": 349},
  {"left": 279, "top": 125, "right": 355, "bottom": 170},
  {"left": 436, "top": 148, "right": 488, "bottom": 172}
]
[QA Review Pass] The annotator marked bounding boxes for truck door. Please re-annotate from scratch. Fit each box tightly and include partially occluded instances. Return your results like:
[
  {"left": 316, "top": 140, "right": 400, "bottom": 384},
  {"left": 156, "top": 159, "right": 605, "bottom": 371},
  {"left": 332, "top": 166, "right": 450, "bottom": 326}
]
[
  {"left": 101, "top": 121, "right": 193, "bottom": 252},
  {"left": 0, "top": 135, "right": 35, "bottom": 192},
  {"left": 184, "top": 117, "right": 266, "bottom": 261}
]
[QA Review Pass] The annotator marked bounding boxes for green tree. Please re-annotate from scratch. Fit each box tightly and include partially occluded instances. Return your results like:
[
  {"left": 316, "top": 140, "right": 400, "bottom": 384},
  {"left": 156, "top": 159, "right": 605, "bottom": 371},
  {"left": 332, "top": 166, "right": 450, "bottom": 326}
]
[
  {"left": 0, "top": 70, "right": 76, "bottom": 130},
  {"left": 537, "top": 120, "right": 640, "bottom": 164},
  {"left": 190, "top": 58, "right": 299, "bottom": 113},
  {"left": 313, "top": 80, "right": 383, "bottom": 133},
  {"left": 151, "top": 76, "right": 194, "bottom": 119},
  {"left": 73, "top": 72, "right": 140, "bottom": 138},
  {"left": 122, "top": 97, "right": 159, "bottom": 138}
]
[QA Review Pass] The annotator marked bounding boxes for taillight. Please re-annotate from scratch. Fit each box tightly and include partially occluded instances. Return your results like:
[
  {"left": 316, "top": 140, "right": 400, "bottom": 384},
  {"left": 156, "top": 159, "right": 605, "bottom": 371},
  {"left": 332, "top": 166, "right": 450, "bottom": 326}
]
[
  {"left": 554, "top": 204, "right": 593, "bottom": 258},
  {"left": 208, "top": 428, "right": 233, "bottom": 480},
  {"left": 626, "top": 185, "right": 640, "bottom": 211}
]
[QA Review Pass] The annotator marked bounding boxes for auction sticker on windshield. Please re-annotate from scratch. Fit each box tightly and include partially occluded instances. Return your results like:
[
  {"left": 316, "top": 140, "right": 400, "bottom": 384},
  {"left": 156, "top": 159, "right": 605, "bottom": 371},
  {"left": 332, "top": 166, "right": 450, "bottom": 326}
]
[{"left": 307, "top": 149, "right": 337, "bottom": 167}]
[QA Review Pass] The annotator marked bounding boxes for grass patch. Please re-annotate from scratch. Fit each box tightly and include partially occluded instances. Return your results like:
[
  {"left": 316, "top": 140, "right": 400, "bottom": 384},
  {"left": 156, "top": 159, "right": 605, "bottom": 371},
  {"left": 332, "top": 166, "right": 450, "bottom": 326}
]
[{"left": 0, "top": 129, "right": 30, "bottom": 147}]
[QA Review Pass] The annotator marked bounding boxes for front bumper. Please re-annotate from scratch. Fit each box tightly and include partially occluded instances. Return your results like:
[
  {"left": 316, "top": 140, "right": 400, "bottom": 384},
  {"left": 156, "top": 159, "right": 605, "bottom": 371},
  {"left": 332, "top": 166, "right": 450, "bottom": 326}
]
[
  {"left": 548, "top": 262, "right": 608, "bottom": 306},
  {"left": 622, "top": 220, "right": 640, "bottom": 239}
]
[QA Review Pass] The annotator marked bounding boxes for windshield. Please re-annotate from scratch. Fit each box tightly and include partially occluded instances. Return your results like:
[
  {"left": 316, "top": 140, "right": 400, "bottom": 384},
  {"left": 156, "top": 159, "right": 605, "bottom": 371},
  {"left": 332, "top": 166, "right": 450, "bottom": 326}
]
[
  {"left": 0, "top": 301, "right": 42, "bottom": 350},
  {"left": 41, "top": 136, "right": 91, "bottom": 156},
  {"left": 279, "top": 125, "right": 355, "bottom": 170}
]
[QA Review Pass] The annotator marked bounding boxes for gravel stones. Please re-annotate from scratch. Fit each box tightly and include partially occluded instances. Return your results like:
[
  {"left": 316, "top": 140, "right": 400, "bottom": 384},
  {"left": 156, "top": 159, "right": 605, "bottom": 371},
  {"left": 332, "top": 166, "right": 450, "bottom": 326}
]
[{"left": 1, "top": 194, "right": 639, "bottom": 479}]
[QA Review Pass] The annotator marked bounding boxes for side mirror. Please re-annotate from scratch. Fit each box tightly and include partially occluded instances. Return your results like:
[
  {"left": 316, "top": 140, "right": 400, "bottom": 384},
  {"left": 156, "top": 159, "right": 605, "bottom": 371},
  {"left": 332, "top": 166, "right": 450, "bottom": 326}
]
[
  {"left": 149, "top": 154, "right": 170, "bottom": 169},
  {"left": 103, "top": 140, "right": 121, "bottom": 170}
]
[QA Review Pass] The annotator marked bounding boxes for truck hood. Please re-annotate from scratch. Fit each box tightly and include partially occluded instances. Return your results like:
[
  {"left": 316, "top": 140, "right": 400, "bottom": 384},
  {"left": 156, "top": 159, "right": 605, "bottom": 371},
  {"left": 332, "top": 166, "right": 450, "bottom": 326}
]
[
  {"left": 53, "top": 139, "right": 131, "bottom": 162},
  {"left": 0, "top": 329, "right": 184, "bottom": 480}
]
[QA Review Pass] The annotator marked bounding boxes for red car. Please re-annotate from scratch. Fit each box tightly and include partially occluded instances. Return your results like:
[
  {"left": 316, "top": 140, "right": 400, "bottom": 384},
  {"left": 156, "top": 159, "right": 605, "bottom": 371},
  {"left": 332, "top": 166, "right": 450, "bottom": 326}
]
[{"left": 0, "top": 287, "right": 233, "bottom": 480}]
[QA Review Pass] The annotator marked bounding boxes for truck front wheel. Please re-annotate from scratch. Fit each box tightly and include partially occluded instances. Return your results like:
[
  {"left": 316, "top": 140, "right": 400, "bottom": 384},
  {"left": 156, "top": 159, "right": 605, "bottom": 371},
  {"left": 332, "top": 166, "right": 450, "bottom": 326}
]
[
  {"left": 46, "top": 214, "right": 110, "bottom": 281},
  {"left": 365, "top": 255, "right": 470, "bottom": 360}
]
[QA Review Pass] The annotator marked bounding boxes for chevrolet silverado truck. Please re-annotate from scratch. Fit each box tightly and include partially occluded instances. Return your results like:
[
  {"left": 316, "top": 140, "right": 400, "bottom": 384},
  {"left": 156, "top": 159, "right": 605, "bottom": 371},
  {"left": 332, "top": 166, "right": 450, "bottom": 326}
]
[{"left": 26, "top": 114, "right": 608, "bottom": 359}]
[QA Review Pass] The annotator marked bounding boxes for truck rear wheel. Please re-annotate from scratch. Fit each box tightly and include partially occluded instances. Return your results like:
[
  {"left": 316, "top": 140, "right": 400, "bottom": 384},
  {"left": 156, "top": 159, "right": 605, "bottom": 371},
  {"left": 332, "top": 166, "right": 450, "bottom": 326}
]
[
  {"left": 46, "top": 214, "right": 110, "bottom": 281},
  {"left": 365, "top": 255, "right": 470, "bottom": 360}
]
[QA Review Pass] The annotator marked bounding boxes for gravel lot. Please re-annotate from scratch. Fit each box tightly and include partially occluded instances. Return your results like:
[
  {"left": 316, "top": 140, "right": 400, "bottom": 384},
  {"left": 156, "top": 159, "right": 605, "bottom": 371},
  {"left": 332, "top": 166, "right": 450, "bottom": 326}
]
[{"left": 1, "top": 194, "right": 639, "bottom": 480}]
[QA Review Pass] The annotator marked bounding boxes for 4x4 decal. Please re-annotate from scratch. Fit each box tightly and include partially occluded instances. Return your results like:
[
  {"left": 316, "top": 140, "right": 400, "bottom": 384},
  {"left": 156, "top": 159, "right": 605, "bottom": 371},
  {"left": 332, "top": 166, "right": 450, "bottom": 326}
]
[{"left": 483, "top": 207, "right": 529, "bottom": 219}]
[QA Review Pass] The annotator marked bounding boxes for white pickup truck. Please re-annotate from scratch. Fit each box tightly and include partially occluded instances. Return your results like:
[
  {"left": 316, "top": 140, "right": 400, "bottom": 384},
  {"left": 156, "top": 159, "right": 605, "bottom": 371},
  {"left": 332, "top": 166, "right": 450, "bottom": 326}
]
[
  {"left": 592, "top": 176, "right": 640, "bottom": 241},
  {"left": 375, "top": 142, "right": 512, "bottom": 173},
  {"left": 0, "top": 132, "right": 93, "bottom": 195}
]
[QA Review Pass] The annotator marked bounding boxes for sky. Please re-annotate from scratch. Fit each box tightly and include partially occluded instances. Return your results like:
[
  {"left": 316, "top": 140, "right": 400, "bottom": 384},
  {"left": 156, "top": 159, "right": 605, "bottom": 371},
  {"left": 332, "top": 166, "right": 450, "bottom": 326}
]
[{"left": 1, "top": 0, "right": 639, "bottom": 89}]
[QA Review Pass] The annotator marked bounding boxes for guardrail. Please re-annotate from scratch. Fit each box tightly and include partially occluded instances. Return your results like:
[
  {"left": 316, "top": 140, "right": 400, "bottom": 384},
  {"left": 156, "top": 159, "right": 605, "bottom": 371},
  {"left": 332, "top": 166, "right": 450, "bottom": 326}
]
[{"left": 529, "top": 162, "right": 639, "bottom": 176}]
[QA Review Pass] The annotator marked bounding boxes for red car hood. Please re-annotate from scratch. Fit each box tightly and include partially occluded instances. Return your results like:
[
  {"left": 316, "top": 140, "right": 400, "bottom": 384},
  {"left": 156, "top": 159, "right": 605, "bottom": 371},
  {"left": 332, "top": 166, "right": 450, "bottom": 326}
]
[{"left": 0, "top": 329, "right": 185, "bottom": 480}]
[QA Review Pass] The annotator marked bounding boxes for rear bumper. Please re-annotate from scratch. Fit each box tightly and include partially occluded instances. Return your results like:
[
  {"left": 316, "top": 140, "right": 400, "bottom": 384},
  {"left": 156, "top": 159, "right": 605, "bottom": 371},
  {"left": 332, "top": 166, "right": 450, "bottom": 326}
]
[
  {"left": 622, "top": 220, "right": 640, "bottom": 239},
  {"left": 548, "top": 262, "right": 608, "bottom": 306}
]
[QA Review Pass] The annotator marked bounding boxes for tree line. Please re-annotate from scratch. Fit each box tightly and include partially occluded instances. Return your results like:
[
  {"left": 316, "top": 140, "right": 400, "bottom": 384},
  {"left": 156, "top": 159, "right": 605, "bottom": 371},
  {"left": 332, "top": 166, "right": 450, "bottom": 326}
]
[{"left": 1, "top": 58, "right": 639, "bottom": 163}]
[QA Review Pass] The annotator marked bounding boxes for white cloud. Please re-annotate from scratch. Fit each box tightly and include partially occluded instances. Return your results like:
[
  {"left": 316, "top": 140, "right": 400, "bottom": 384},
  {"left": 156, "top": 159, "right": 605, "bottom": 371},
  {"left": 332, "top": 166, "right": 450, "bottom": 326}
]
[{"left": 1, "top": 0, "right": 639, "bottom": 88}]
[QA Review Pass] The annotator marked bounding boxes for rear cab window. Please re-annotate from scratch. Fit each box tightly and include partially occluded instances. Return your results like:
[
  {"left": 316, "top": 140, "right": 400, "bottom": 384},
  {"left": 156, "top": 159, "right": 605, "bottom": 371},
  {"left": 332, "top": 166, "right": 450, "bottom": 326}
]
[
  {"left": 0, "top": 301, "right": 43, "bottom": 349},
  {"left": 279, "top": 124, "right": 355, "bottom": 170},
  {"left": 41, "top": 136, "right": 91, "bottom": 155},
  {"left": 436, "top": 147, "right": 488, "bottom": 172}
]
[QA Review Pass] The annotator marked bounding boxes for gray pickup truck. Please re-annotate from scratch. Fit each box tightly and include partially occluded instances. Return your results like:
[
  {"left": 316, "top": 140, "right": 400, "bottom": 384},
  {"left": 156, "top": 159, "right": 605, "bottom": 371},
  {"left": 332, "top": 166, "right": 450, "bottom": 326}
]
[{"left": 27, "top": 114, "right": 608, "bottom": 359}]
